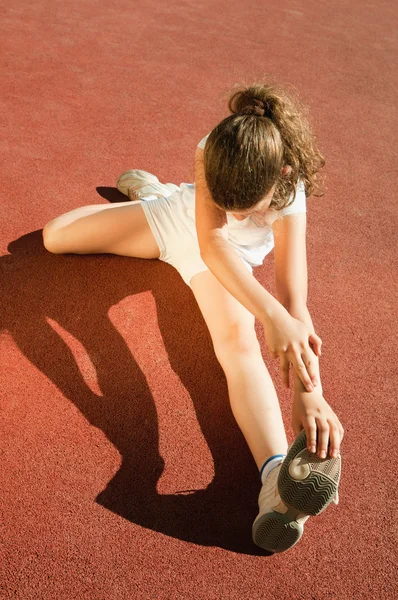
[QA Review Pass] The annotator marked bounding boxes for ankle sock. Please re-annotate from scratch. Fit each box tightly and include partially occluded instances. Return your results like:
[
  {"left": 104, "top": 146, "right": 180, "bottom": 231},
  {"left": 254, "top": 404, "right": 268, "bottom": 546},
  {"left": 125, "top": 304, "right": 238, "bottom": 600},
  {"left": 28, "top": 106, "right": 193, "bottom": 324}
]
[{"left": 260, "top": 454, "right": 287, "bottom": 485}]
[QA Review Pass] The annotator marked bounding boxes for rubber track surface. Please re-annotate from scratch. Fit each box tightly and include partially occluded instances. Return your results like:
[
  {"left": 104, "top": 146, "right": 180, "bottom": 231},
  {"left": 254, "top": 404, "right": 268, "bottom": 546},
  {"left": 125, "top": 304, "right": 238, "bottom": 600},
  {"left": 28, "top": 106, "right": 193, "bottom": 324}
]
[{"left": 1, "top": 1, "right": 396, "bottom": 598}]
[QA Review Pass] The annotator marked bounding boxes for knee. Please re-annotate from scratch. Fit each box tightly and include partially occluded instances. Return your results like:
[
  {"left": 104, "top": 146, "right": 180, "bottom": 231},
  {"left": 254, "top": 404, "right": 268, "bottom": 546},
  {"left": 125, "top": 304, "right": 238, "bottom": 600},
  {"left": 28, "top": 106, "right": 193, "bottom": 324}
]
[
  {"left": 213, "top": 326, "right": 261, "bottom": 366},
  {"left": 42, "top": 222, "right": 62, "bottom": 254}
]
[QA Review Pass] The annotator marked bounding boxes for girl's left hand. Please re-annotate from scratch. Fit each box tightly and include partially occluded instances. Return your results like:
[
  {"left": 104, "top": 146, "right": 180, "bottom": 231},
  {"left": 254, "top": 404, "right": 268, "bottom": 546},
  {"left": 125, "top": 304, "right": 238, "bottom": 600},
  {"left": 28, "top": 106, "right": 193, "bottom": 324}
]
[{"left": 292, "top": 388, "right": 345, "bottom": 459}]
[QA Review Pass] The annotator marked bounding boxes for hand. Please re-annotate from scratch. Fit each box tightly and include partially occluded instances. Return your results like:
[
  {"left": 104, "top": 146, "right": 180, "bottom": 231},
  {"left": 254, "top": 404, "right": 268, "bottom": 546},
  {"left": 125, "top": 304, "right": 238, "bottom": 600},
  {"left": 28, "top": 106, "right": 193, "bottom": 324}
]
[
  {"left": 262, "top": 310, "right": 322, "bottom": 392},
  {"left": 292, "top": 388, "right": 344, "bottom": 459}
]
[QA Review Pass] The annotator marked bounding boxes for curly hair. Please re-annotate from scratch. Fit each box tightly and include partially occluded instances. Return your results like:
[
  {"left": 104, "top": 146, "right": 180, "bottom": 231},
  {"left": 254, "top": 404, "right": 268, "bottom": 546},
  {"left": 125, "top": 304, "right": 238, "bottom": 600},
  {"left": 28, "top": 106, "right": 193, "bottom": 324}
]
[{"left": 202, "top": 78, "right": 326, "bottom": 212}]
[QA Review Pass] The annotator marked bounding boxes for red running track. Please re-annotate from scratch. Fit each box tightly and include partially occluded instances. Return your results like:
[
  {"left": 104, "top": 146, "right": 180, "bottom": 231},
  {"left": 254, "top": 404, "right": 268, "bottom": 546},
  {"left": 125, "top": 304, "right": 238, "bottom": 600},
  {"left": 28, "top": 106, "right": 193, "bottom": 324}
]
[{"left": 1, "top": 0, "right": 396, "bottom": 598}]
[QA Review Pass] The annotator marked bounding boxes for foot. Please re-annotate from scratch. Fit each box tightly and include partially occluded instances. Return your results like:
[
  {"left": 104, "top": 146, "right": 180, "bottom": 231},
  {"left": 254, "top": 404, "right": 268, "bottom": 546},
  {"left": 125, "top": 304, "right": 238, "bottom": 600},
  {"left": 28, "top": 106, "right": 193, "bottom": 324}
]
[
  {"left": 252, "top": 429, "right": 341, "bottom": 553},
  {"left": 252, "top": 463, "right": 310, "bottom": 553},
  {"left": 278, "top": 429, "right": 341, "bottom": 516},
  {"left": 116, "top": 169, "right": 179, "bottom": 201}
]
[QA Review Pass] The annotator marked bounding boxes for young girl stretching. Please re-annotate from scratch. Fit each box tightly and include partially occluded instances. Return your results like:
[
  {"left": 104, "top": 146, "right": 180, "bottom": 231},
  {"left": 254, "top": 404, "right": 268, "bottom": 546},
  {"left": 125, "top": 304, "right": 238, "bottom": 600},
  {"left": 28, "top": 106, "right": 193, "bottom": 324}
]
[{"left": 42, "top": 79, "right": 344, "bottom": 554}]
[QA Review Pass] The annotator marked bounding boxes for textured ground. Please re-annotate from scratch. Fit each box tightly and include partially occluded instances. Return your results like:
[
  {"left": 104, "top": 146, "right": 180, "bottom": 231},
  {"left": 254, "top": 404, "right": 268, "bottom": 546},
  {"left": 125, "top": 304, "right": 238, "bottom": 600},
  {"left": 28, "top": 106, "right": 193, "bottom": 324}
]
[{"left": 1, "top": 0, "right": 397, "bottom": 598}]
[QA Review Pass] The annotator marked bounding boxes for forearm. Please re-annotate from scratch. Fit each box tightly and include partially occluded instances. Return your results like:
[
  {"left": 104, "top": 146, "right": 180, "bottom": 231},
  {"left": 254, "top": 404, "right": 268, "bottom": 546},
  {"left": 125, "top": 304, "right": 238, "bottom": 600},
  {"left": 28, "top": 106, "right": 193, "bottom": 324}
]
[
  {"left": 287, "top": 303, "right": 322, "bottom": 394},
  {"left": 201, "top": 241, "right": 289, "bottom": 325}
]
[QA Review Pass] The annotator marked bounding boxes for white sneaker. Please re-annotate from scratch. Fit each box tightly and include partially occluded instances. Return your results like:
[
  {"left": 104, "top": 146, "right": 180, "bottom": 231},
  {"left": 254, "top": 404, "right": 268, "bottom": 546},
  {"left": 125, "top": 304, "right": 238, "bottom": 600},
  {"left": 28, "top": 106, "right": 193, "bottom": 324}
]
[
  {"left": 253, "top": 429, "right": 342, "bottom": 553},
  {"left": 252, "top": 464, "right": 310, "bottom": 553},
  {"left": 116, "top": 169, "right": 179, "bottom": 201}
]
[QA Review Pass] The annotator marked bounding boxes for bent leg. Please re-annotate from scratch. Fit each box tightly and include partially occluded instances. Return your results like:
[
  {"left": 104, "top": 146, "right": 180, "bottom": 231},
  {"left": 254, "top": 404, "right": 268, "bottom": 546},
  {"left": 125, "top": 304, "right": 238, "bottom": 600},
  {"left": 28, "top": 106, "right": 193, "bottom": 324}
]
[
  {"left": 42, "top": 201, "right": 160, "bottom": 258},
  {"left": 190, "top": 269, "right": 288, "bottom": 470}
]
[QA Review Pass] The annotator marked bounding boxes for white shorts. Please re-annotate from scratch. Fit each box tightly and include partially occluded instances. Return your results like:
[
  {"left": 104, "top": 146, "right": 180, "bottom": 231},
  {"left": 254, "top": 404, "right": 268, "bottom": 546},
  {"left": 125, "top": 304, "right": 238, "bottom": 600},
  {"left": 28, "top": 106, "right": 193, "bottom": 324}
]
[{"left": 139, "top": 193, "right": 254, "bottom": 288}]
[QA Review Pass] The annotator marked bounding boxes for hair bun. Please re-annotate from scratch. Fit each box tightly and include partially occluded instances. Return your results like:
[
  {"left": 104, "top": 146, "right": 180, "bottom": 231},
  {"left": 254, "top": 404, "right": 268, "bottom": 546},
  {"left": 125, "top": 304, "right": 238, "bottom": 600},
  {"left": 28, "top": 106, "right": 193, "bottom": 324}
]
[{"left": 240, "top": 98, "right": 266, "bottom": 117}]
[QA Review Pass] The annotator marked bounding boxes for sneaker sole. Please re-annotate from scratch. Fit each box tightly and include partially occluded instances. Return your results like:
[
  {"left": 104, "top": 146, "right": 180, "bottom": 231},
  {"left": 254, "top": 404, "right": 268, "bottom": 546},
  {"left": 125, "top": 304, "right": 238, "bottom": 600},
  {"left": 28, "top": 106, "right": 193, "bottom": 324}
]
[
  {"left": 278, "top": 429, "right": 341, "bottom": 516},
  {"left": 252, "top": 507, "right": 306, "bottom": 553}
]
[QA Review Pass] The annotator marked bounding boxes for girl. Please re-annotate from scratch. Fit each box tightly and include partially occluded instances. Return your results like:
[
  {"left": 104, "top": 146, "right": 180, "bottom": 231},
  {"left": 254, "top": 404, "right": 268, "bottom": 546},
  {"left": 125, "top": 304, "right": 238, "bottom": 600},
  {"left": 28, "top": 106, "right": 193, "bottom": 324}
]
[{"left": 42, "top": 79, "right": 344, "bottom": 554}]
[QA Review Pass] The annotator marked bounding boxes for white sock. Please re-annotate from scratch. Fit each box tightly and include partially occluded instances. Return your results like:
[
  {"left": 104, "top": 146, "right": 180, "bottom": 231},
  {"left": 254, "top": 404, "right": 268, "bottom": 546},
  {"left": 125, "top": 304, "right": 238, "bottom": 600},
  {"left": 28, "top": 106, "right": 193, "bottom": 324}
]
[{"left": 260, "top": 454, "right": 287, "bottom": 485}]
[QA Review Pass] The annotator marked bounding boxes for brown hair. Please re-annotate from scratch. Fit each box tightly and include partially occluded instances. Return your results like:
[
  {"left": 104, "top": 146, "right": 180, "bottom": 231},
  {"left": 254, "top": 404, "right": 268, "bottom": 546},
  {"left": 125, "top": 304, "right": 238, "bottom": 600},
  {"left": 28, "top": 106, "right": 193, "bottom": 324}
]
[{"left": 202, "top": 78, "right": 326, "bottom": 212}]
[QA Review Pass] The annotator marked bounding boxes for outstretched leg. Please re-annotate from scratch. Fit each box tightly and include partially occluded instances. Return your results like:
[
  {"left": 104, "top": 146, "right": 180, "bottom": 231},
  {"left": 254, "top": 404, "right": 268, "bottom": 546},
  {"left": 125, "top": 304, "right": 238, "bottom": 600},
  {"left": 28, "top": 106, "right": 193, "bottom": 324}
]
[
  {"left": 189, "top": 269, "right": 288, "bottom": 470},
  {"left": 189, "top": 269, "right": 341, "bottom": 554}
]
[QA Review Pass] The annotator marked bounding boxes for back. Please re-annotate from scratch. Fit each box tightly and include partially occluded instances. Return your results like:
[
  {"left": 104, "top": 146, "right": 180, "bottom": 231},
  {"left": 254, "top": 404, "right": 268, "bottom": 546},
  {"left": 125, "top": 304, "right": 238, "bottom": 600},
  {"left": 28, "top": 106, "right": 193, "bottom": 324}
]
[{"left": 194, "top": 146, "right": 228, "bottom": 254}]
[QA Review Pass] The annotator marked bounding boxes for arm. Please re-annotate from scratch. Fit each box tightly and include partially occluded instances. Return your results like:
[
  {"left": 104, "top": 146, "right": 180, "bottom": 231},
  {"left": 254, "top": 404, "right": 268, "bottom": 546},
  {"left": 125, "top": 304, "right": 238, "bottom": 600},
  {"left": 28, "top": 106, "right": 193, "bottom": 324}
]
[
  {"left": 272, "top": 212, "right": 344, "bottom": 458},
  {"left": 272, "top": 211, "right": 322, "bottom": 391}
]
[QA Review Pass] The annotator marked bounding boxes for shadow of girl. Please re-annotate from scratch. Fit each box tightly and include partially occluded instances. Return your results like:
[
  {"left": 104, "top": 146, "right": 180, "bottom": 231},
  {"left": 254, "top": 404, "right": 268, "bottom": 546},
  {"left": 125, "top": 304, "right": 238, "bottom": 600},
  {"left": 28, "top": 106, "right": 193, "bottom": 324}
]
[{"left": 1, "top": 231, "right": 268, "bottom": 555}]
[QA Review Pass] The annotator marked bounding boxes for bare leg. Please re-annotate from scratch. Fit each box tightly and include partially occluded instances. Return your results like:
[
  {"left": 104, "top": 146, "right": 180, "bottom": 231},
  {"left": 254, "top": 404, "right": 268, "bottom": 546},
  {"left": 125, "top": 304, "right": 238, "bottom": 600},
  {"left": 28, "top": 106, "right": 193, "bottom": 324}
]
[
  {"left": 190, "top": 270, "right": 288, "bottom": 471},
  {"left": 220, "top": 349, "right": 288, "bottom": 469},
  {"left": 43, "top": 201, "right": 160, "bottom": 258}
]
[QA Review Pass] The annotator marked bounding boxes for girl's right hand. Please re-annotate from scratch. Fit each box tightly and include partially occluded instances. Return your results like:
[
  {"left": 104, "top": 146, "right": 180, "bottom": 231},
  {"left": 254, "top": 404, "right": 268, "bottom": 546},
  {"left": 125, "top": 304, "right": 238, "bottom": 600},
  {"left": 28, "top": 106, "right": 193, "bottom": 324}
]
[{"left": 262, "top": 311, "right": 322, "bottom": 392}]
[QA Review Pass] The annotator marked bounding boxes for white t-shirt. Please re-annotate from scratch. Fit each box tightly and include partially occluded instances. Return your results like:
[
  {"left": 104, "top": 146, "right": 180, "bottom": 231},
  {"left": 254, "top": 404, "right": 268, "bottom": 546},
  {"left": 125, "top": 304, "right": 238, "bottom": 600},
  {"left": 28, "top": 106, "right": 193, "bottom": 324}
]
[{"left": 193, "top": 132, "right": 307, "bottom": 266}]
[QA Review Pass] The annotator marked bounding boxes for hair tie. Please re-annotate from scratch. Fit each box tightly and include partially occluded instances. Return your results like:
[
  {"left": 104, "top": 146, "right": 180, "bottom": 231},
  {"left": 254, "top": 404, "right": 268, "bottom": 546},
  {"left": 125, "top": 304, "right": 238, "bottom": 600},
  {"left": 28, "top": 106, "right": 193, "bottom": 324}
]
[{"left": 240, "top": 98, "right": 267, "bottom": 117}]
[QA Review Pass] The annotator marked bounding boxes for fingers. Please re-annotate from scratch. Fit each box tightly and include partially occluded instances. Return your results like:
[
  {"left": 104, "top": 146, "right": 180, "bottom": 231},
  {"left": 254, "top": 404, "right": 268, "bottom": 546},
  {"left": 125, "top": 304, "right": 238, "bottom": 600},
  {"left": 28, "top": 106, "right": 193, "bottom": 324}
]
[
  {"left": 316, "top": 419, "right": 330, "bottom": 458},
  {"left": 305, "top": 419, "right": 317, "bottom": 453},
  {"left": 281, "top": 352, "right": 315, "bottom": 392},
  {"left": 288, "top": 341, "right": 319, "bottom": 391},
  {"left": 291, "top": 354, "right": 315, "bottom": 392},
  {"left": 280, "top": 355, "right": 290, "bottom": 388},
  {"left": 275, "top": 335, "right": 321, "bottom": 393},
  {"left": 310, "top": 419, "right": 344, "bottom": 459},
  {"left": 328, "top": 425, "right": 342, "bottom": 458},
  {"left": 309, "top": 332, "right": 322, "bottom": 357},
  {"left": 302, "top": 351, "right": 319, "bottom": 388},
  {"left": 297, "top": 414, "right": 345, "bottom": 459}
]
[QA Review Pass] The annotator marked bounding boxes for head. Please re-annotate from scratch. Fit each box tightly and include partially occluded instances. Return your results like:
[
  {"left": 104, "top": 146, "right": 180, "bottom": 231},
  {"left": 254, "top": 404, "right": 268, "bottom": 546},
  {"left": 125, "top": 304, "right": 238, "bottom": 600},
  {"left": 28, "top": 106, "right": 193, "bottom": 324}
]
[
  {"left": 202, "top": 80, "right": 325, "bottom": 217},
  {"left": 229, "top": 165, "right": 292, "bottom": 224}
]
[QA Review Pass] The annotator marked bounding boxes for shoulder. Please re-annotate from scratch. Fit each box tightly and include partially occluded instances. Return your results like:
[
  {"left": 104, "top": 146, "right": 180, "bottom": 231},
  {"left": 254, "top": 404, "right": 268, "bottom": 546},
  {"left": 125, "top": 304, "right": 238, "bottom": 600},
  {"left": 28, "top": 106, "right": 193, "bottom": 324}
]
[
  {"left": 276, "top": 178, "right": 307, "bottom": 218},
  {"left": 197, "top": 132, "right": 210, "bottom": 150},
  {"left": 264, "top": 178, "right": 306, "bottom": 227}
]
